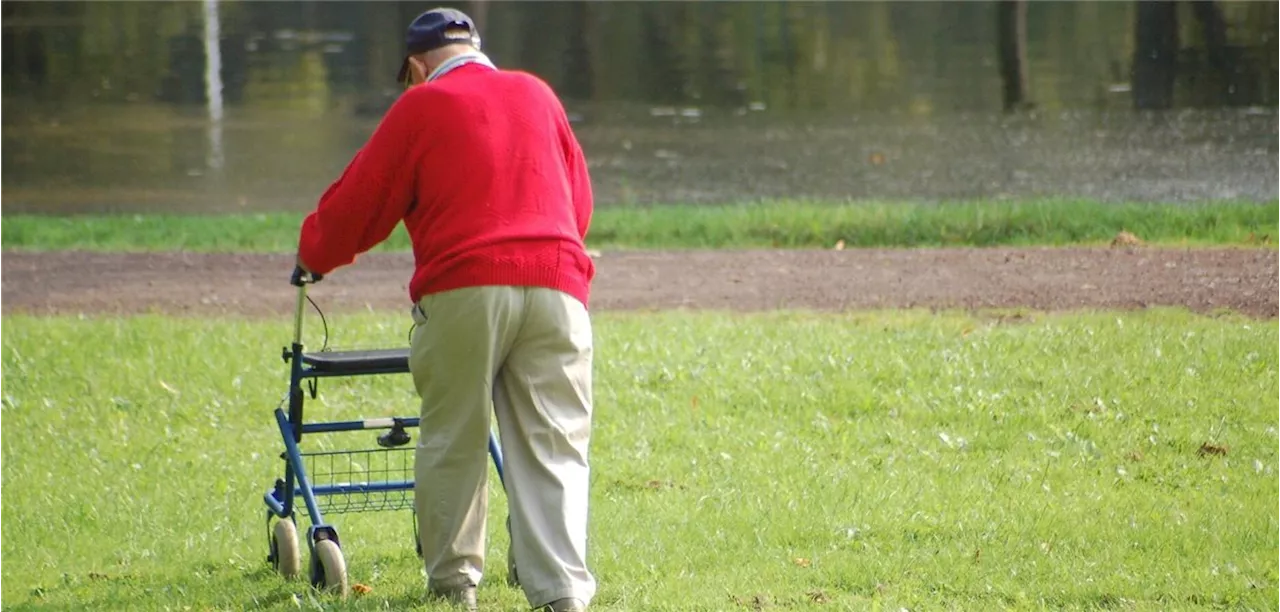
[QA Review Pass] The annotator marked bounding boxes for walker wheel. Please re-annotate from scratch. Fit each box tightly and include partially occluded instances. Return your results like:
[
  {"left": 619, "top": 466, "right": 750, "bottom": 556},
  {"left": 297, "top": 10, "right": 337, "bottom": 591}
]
[
  {"left": 271, "top": 519, "right": 301, "bottom": 580},
  {"left": 311, "top": 538, "right": 349, "bottom": 598}
]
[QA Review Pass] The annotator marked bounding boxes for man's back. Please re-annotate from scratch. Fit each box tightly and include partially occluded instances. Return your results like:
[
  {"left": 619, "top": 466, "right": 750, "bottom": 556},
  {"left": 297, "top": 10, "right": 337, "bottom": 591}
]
[
  {"left": 296, "top": 62, "right": 594, "bottom": 307},
  {"left": 401, "top": 65, "right": 594, "bottom": 306}
]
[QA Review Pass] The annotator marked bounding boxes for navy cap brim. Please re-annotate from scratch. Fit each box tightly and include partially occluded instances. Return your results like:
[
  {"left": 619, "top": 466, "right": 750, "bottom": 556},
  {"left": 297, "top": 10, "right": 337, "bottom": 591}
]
[{"left": 396, "top": 57, "right": 410, "bottom": 84}]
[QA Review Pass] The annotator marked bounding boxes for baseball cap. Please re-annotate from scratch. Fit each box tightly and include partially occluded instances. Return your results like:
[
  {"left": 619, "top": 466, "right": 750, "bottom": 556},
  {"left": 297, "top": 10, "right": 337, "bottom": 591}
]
[{"left": 395, "top": 8, "right": 482, "bottom": 83}]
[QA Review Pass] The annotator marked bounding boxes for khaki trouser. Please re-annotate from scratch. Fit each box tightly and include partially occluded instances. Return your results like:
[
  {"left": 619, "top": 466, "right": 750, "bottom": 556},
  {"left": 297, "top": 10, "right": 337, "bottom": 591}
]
[{"left": 409, "top": 286, "right": 596, "bottom": 607}]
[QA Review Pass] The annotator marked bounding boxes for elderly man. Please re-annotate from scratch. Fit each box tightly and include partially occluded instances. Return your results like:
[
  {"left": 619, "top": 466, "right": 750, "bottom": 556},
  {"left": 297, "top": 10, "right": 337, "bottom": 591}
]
[{"left": 294, "top": 8, "right": 597, "bottom": 612}]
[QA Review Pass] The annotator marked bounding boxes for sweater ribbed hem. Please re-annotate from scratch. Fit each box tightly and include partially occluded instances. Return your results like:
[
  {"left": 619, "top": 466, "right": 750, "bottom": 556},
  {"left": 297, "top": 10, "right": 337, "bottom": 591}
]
[{"left": 410, "top": 262, "right": 591, "bottom": 309}]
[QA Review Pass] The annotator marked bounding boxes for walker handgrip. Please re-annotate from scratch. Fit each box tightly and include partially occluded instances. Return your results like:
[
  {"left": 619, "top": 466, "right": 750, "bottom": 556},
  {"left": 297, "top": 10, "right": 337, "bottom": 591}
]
[{"left": 290, "top": 266, "right": 323, "bottom": 286}]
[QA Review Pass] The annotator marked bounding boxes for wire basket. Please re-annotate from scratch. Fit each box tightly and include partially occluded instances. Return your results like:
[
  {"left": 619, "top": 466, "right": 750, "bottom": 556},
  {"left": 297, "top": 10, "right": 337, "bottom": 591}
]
[{"left": 301, "top": 447, "right": 415, "bottom": 514}]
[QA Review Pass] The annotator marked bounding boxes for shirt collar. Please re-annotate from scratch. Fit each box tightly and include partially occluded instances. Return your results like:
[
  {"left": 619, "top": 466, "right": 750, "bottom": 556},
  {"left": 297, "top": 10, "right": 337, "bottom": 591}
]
[{"left": 427, "top": 51, "right": 496, "bottom": 83}]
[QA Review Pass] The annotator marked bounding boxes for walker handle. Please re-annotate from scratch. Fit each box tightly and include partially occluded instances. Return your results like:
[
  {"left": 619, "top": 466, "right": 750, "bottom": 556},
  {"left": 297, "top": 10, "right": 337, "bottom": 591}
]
[
  {"left": 290, "top": 266, "right": 323, "bottom": 287},
  {"left": 290, "top": 266, "right": 322, "bottom": 346}
]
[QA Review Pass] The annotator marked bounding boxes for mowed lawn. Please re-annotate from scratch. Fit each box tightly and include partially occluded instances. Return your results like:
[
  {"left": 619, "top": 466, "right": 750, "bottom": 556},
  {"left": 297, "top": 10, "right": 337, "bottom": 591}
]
[
  {"left": 3, "top": 199, "right": 1276, "bottom": 252},
  {"left": 1, "top": 309, "right": 1276, "bottom": 611}
]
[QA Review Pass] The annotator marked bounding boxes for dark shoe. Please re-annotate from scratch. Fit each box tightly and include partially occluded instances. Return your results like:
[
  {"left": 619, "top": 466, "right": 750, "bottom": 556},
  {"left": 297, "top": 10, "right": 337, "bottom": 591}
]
[
  {"left": 535, "top": 598, "right": 587, "bottom": 612},
  {"left": 429, "top": 584, "right": 477, "bottom": 611}
]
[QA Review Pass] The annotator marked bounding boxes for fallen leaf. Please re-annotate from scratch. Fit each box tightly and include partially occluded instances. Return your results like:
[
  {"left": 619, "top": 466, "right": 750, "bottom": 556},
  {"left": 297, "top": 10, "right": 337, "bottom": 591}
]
[
  {"left": 833, "top": 240, "right": 846, "bottom": 251},
  {"left": 1198, "top": 442, "right": 1228, "bottom": 457},
  {"left": 352, "top": 583, "right": 372, "bottom": 595},
  {"left": 807, "top": 590, "right": 830, "bottom": 603},
  {"left": 729, "top": 594, "right": 772, "bottom": 611},
  {"left": 1111, "top": 230, "right": 1143, "bottom": 248},
  {"left": 644, "top": 479, "right": 682, "bottom": 491},
  {"left": 792, "top": 557, "right": 811, "bottom": 568},
  {"left": 868, "top": 152, "right": 886, "bottom": 165},
  {"left": 1126, "top": 450, "right": 1144, "bottom": 462}
]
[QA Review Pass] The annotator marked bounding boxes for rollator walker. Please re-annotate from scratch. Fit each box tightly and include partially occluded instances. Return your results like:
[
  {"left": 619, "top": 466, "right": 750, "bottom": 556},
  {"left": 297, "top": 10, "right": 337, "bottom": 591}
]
[{"left": 261, "top": 268, "right": 507, "bottom": 595}]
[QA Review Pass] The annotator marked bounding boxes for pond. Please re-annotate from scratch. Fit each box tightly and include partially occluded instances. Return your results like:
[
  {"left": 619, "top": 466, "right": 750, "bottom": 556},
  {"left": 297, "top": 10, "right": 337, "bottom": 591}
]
[{"left": 2, "top": 0, "right": 1276, "bottom": 213}]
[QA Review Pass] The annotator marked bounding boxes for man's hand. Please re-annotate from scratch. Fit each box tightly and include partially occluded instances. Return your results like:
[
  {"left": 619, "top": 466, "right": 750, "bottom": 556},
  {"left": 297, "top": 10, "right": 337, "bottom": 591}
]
[{"left": 290, "top": 256, "right": 323, "bottom": 286}]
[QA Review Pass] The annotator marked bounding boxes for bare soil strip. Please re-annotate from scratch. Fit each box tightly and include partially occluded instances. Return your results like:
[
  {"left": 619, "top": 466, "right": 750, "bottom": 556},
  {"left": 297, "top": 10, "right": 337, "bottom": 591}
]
[{"left": 2, "top": 249, "right": 1275, "bottom": 318}]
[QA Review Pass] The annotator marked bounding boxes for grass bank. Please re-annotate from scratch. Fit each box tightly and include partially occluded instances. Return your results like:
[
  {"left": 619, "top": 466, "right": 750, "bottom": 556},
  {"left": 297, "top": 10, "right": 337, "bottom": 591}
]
[
  {"left": 2, "top": 309, "right": 1276, "bottom": 610},
  {"left": 3, "top": 199, "right": 1275, "bottom": 252}
]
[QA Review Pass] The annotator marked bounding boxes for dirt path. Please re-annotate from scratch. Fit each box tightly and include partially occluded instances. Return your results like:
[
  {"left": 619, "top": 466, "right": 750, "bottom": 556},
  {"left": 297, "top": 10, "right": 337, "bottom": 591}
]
[{"left": 2, "top": 248, "right": 1276, "bottom": 318}]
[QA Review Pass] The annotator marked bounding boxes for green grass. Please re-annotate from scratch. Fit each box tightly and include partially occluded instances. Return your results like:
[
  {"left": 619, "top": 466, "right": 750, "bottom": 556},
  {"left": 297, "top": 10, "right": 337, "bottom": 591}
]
[
  {"left": 2, "top": 309, "right": 1276, "bottom": 610},
  {"left": 3, "top": 199, "right": 1276, "bottom": 252}
]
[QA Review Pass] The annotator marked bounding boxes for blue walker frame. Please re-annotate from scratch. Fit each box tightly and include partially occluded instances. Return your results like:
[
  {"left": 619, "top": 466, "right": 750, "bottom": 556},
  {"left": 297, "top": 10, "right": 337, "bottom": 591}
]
[{"left": 263, "top": 270, "right": 506, "bottom": 591}]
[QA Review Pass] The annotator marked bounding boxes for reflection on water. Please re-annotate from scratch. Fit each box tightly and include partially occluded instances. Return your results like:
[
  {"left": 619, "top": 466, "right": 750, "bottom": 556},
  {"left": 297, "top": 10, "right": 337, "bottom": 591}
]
[
  {"left": 202, "top": 0, "right": 224, "bottom": 171},
  {"left": 2, "top": 1, "right": 1276, "bottom": 213}
]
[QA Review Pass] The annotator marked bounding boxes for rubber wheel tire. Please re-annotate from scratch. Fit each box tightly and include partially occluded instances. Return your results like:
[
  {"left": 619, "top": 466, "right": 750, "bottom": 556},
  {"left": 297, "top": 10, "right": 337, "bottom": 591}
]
[
  {"left": 272, "top": 520, "right": 301, "bottom": 580},
  {"left": 312, "top": 539, "right": 349, "bottom": 598}
]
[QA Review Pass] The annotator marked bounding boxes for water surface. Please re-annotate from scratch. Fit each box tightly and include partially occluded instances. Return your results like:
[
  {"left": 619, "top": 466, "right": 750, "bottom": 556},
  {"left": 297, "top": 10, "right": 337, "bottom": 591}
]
[{"left": 3, "top": 1, "right": 1276, "bottom": 213}]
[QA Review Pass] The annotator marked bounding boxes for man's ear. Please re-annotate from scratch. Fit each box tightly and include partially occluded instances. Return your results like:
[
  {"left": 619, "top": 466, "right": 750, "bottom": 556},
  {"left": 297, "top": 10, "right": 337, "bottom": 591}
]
[{"left": 408, "top": 55, "right": 429, "bottom": 83}]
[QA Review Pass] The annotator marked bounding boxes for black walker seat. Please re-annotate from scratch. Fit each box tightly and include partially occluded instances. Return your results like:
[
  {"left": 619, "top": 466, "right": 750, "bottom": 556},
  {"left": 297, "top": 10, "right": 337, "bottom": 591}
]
[{"left": 301, "top": 348, "right": 411, "bottom": 374}]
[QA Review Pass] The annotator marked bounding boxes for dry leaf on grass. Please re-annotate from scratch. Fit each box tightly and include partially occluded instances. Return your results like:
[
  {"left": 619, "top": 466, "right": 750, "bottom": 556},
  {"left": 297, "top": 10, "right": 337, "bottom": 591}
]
[
  {"left": 807, "top": 590, "right": 830, "bottom": 603},
  {"left": 1198, "top": 442, "right": 1228, "bottom": 457},
  {"left": 351, "top": 583, "right": 372, "bottom": 595},
  {"left": 644, "top": 479, "right": 683, "bottom": 491},
  {"left": 1111, "top": 231, "right": 1144, "bottom": 248},
  {"left": 729, "top": 594, "right": 772, "bottom": 611}
]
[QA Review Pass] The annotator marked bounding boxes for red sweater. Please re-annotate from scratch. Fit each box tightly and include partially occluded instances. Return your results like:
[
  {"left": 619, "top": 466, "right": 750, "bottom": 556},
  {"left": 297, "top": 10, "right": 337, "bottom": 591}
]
[{"left": 298, "top": 63, "right": 595, "bottom": 307}]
